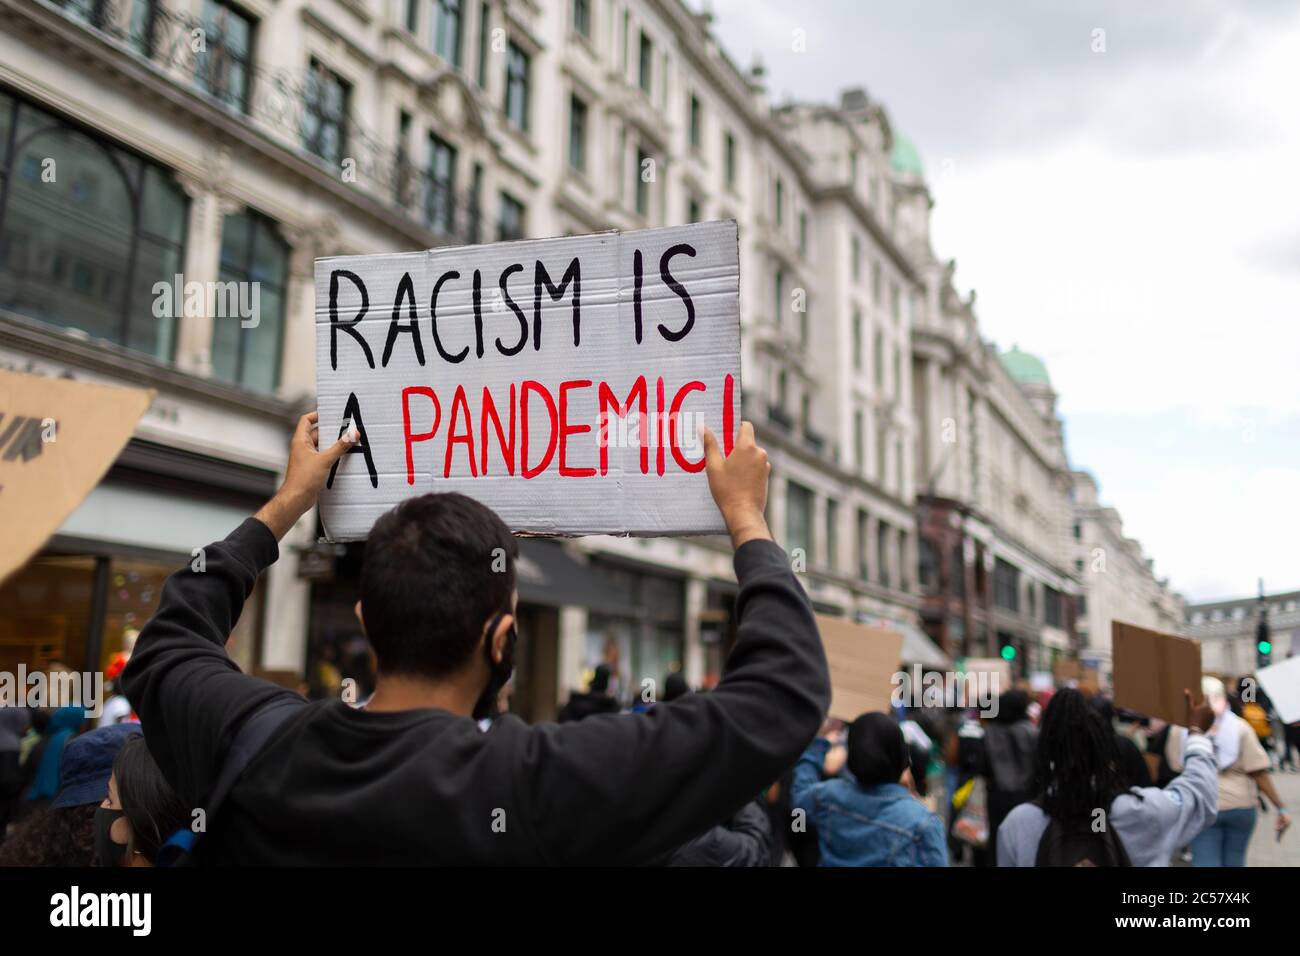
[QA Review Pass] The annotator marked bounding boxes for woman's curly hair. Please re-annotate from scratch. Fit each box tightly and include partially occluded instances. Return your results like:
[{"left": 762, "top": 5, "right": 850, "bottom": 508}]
[{"left": 0, "top": 804, "right": 96, "bottom": 866}]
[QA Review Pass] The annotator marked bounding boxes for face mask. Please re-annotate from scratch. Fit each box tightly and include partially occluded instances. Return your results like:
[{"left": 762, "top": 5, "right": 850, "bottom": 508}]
[
  {"left": 94, "top": 807, "right": 129, "bottom": 867},
  {"left": 472, "top": 612, "right": 518, "bottom": 722}
]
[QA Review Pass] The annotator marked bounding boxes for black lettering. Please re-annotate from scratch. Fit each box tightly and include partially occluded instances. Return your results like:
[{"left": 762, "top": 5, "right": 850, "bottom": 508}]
[
  {"left": 658, "top": 243, "right": 696, "bottom": 342},
  {"left": 381, "top": 272, "right": 425, "bottom": 367},
  {"left": 473, "top": 268, "right": 485, "bottom": 359},
  {"left": 329, "top": 269, "right": 375, "bottom": 371},
  {"left": 326, "top": 393, "right": 378, "bottom": 489},
  {"left": 633, "top": 249, "right": 644, "bottom": 344},
  {"left": 496, "top": 263, "right": 528, "bottom": 356},
  {"left": 430, "top": 270, "right": 469, "bottom": 363},
  {"left": 533, "top": 257, "right": 581, "bottom": 351}
]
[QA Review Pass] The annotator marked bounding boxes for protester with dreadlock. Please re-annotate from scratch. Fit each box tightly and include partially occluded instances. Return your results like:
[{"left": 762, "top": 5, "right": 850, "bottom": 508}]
[{"left": 996, "top": 687, "right": 1218, "bottom": 866}]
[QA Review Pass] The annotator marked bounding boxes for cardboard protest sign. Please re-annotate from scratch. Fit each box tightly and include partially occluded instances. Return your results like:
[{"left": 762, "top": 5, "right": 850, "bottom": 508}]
[
  {"left": 962, "top": 657, "right": 1011, "bottom": 689},
  {"left": 1256, "top": 656, "right": 1300, "bottom": 724},
  {"left": 1112, "top": 621, "right": 1202, "bottom": 725},
  {"left": 315, "top": 221, "right": 741, "bottom": 539},
  {"left": 1053, "top": 657, "right": 1080, "bottom": 683},
  {"left": 816, "top": 614, "right": 904, "bottom": 720},
  {"left": 0, "top": 370, "right": 154, "bottom": 584}
]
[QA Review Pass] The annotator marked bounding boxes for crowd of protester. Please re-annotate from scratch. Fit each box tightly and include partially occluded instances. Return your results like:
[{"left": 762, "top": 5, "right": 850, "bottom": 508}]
[{"left": 0, "top": 414, "right": 1294, "bottom": 867}]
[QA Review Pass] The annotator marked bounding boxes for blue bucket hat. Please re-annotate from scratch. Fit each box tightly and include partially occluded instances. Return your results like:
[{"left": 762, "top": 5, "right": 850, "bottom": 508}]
[{"left": 50, "top": 722, "right": 143, "bottom": 809}]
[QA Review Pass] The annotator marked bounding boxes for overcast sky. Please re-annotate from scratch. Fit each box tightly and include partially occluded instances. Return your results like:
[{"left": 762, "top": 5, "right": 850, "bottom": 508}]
[{"left": 706, "top": 0, "right": 1300, "bottom": 603}]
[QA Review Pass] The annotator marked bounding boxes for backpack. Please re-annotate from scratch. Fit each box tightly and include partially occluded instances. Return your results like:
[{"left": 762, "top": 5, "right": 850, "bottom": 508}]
[
  {"left": 156, "top": 696, "right": 304, "bottom": 866},
  {"left": 1242, "top": 702, "right": 1271, "bottom": 740},
  {"left": 1034, "top": 811, "right": 1132, "bottom": 867}
]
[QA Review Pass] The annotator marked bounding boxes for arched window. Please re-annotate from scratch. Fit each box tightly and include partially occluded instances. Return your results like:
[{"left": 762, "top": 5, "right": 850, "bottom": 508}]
[
  {"left": 213, "top": 209, "right": 288, "bottom": 392},
  {"left": 0, "top": 90, "right": 187, "bottom": 359}
]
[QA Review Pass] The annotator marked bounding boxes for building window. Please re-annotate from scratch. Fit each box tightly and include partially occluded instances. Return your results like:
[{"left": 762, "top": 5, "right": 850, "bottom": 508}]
[
  {"left": 773, "top": 269, "right": 783, "bottom": 323},
  {"left": 724, "top": 131, "right": 736, "bottom": 189},
  {"left": 504, "top": 41, "right": 530, "bottom": 131},
  {"left": 891, "top": 281, "right": 901, "bottom": 322},
  {"left": 476, "top": 1, "right": 490, "bottom": 88},
  {"left": 951, "top": 544, "right": 966, "bottom": 598},
  {"left": 873, "top": 329, "right": 884, "bottom": 387},
  {"left": 994, "top": 559, "right": 1020, "bottom": 611},
  {"left": 194, "top": 0, "right": 255, "bottom": 113},
  {"left": 826, "top": 499, "right": 839, "bottom": 571},
  {"left": 872, "top": 260, "right": 882, "bottom": 304},
  {"left": 857, "top": 509, "right": 870, "bottom": 579},
  {"left": 852, "top": 310, "right": 863, "bottom": 370},
  {"left": 572, "top": 0, "right": 591, "bottom": 37},
  {"left": 898, "top": 531, "right": 909, "bottom": 592},
  {"left": 638, "top": 31, "right": 653, "bottom": 94},
  {"left": 799, "top": 211, "right": 808, "bottom": 256},
  {"left": 785, "top": 482, "right": 814, "bottom": 560},
  {"left": 688, "top": 93, "right": 702, "bottom": 149},
  {"left": 432, "top": 0, "right": 463, "bottom": 66},
  {"left": 854, "top": 409, "right": 865, "bottom": 473},
  {"left": 852, "top": 234, "right": 861, "bottom": 281},
  {"left": 1072, "top": 521, "right": 1082, "bottom": 540},
  {"left": 468, "top": 162, "right": 484, "bottom": 244},
  {"left": 919, "top": 537, "right": 938, "bottom": 593},
  {"left": 405, "top": 0, "right": 419, "bottom": 33},
  {"left": 774, "top": 176, "right": 784, "bottom": 227},
  {"left": 1045, "top": 587, "right": 1063, "bottom": 628},
  {"left": 568, "top": 94, "right": 587, "bottom": 173},
  {"left": 634, "top": 147, "right": 651, "bottom": 217},
  {"left": 497, "top": 191, "right": 525, "bottom": 241},
  {"left": 877, "top": 521, "right": 891, "bottom": 588},
  {"left": 0, "top": 92, "right": 187, "bottom": 360},
  {"left": 129, "top": 0, "right": 162, "bottom": 57},
  {"left": 687, "top": 195, "right": 700, "bottom": 223},
  {"left": 395, "top": 110, "right": 414, "bottom": 204},
  {"left": 212, "top": 209, "right": 288, "bottom": 392},
  {"left": 303, "top": 59, "right": 350, "bottom": 166},
  {"left": 426, "top": 133, "right": 457, "bottom": 235}
]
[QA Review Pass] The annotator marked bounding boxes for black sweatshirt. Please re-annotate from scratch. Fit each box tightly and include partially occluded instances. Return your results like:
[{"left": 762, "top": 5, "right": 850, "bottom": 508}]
[{"left": 122, "top": 517, "right": 829, "bottom": 865}]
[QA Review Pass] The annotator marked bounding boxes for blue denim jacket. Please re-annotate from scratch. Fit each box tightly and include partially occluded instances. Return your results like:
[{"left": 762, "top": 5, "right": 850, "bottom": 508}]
[{"left": 791, "top": 738, "right": 947, "bottom": 867}]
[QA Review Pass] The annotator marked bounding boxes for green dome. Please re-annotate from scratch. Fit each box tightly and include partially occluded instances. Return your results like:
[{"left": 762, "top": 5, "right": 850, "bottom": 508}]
[
  {"left": 890, "top": 134, "right": 923, "bottom": 176},
  {"left": 1000, "top": 346, "right": 1051, "bottom": 386}
]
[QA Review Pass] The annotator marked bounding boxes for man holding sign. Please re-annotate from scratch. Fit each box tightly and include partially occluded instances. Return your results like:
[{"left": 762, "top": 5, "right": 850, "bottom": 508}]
[{"left": 121, "top": 411, "right": 831, "bottom": 864}]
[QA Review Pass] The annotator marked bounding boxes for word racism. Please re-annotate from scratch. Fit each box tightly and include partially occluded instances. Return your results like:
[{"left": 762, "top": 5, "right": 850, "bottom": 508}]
[{"left": 315, "top": 221, "right": 742, "bottom": 538}]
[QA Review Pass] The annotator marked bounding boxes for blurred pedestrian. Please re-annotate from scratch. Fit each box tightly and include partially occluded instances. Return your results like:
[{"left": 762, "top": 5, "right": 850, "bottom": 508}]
[
  {"left": 558, "top": 664, "right": 620, "bottom": 723},
  {"left": 1169, "top": 677, "right": 1291, "bottom": 866},
  {"left": 0, "top": 706, "right": 31, "bottom": 841},
  {"left": 791, "top": 713, "right": 947, "bottom": 866},
  {"left": 998, "top": 688, "right": 1218, "bottom": 866},
  {"left": 21, "top": 705, "right": 85, "bottom": 810},
  {"left": 978, "top": 690, "right": 1038, "bottom": 862},
  {"left": 0, "top": 722, "right": 139, "bottom": 866}
]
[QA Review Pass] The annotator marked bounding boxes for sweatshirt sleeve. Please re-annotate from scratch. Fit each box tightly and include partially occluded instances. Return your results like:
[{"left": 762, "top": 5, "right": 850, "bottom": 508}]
[
  {"left": 513, "top": 538, "right": 831, "bottom": 865},
  {"left": 120, "top": 518, "right": 303, "bottom": 806},
  {"left": 1116, "top": 732, "right": 1218, "bottom": 860}
]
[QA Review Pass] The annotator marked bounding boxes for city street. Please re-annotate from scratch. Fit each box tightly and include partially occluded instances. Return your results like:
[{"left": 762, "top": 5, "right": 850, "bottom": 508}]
[{"left": 1248, "top": 769, "right": 1300, "bottom": 866}]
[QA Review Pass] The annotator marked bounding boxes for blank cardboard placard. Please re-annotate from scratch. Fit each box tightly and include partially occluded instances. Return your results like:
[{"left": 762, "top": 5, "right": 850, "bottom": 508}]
[
  {"left": 1053, "top": 658, "right": 1081, "bottom": 683},
  {"left": 816, "top": 614, "right": 904, "bottom": 720},
  {"left": 962, "top": 657, "right": 1011, "bottom": 689},
  {"left": 0, "top": 370, "right": 154, "bottom": 584},
  {"left": 1256, "top": 656, "right": 1300, "bottom": 724},
  {"left": 1112, "top": 621, "right": 1202, "bottom": 725},
  {"left": 315, "top": 220, "right": 741, "bottom": 540}
]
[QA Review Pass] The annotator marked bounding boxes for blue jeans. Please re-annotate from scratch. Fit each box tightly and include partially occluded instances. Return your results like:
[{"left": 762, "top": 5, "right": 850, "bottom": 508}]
[{"left": 1191, "top": 808, "right": 1256, "bottom": 867}]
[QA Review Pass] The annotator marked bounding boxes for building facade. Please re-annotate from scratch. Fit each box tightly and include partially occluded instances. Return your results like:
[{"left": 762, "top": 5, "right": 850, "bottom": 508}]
[{"left": 1185, "top": 588, "right": 1299, "bottom": 678}]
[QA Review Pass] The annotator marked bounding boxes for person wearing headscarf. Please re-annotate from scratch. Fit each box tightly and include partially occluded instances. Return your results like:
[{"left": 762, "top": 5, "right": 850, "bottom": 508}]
[
  {"left": 1168, "top": 677, "right": 1291, "bottom": 866},
  {"left": 790, "top": 712, "right": 947, "bottom": 866},
  {"left": 23, "top": 706, "right": 85, "bottom": 807}
]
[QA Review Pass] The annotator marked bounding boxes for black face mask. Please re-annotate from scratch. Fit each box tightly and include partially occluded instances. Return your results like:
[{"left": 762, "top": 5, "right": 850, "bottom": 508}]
[
  {"left": 472, "top": 612, "right": 518, "bottom": 722},
  {"left": 94, "top": 807, "right": 128, "bottom": 868}
]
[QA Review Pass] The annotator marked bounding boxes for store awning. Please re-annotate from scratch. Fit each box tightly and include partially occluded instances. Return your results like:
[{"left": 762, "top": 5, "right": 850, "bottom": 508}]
[
  {"left": 515, "top": 540, "right": 632, "bottom": 615},
  {"left": 898, "top": 621, "right": 951, "bottom": 669}
]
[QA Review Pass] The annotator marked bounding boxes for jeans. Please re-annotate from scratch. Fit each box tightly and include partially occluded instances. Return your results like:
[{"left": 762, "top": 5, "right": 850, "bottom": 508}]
[{"left": 1190, "top": 807, "right": 1256, "bottom": 867}]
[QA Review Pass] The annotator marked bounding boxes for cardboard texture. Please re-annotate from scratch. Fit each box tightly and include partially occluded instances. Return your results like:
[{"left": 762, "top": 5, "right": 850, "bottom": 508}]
[
  {"left": 1256, "top": 656, "right": 1300, "bottom": 724},
  {"left": 0, "top": 370, "right": 154, "bottom": 584},
  {"left": 962, "top": 657, "right": 1011, "bottom": 689},
  {"left": 315, "top": 220, "right": 742, "bottom": 540},
  {"left": 1111, "top": 621, "right": 1202, "bottom": 725},
  {"left": 816, "top": 614, "right": 904, "bottom": 720},
  {"left": 1053, "top": 657, "right": 1081, "bottom": 682}
]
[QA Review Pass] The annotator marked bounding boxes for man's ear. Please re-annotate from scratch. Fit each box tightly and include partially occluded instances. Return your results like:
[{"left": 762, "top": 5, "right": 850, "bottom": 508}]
[
  {"left": 489, "top": 613, "right": 515, "bottom": 665},
  {"left": 354, "top": 600, "right": 365, "bottom": 634}
]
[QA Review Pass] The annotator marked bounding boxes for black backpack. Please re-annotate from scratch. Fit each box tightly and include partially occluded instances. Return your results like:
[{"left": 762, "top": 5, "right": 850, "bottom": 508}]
[{"left": 1034, "top": 810, "right": 1133, "bottom": 867}]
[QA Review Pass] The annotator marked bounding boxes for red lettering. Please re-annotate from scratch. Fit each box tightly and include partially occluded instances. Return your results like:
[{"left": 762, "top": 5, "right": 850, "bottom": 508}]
[
  {"left": 402, "top": 386, "right": 441, "bottom": 485},
  {"left": 558, "top": 379, "right": 595, "bottom": 477},
  {"left": 723, "top": 373, "right": 735, "bottom": 456},
  {"left": 597, "top": 377, "right": 648, "bottom": 475},
  {"left": 670, "top": 381, "right": 707, "bottom": 473},
  {"left": 521, "top": 380, "right": 558, "bottom": 479},
  {"left": 444, "top": 385, "right": 478, "bottom": 478},
  {"left": 656, "top": 375, "right": 666, "bottom": 476},
  {"left": 481, "top": 384, "right": 516, "bottom": 476}
]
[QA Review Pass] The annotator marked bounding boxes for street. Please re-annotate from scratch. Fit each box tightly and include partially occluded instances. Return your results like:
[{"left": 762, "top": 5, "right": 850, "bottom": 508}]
[{"left": 1247, "top": 768, "right": 1300, "bottom": 866}]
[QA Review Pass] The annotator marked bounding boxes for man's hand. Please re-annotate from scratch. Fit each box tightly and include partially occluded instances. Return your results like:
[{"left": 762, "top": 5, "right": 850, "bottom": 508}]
[
  {"left": 255, "top": 412, "right": 355, "bottom": 540},
  {"left": 1184, "top": 688, "right": 1215, "bottom": 734},
  {"left": 701, "top": 421, "right": 772, "bottom": 549}
]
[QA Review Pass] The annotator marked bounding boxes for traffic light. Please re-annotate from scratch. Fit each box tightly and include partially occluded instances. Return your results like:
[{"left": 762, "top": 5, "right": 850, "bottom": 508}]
[
  {"left": 1256, "top": 617, "right": 1272, "bottom": 670},
  {"left": 1000, "top": 643, "right": 1017, "bottom": 662}
]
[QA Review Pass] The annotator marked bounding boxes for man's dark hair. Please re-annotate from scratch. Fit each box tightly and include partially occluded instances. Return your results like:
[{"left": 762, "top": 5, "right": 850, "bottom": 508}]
[
  {"left": 846, "top": 712, "right": 908, "bottom": 786},
  {"left": 361, "top": 493, "right": 518, "bottom": 679}
]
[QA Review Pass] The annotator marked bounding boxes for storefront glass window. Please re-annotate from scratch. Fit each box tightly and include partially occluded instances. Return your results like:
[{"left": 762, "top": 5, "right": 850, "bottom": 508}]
[{"left": 0, "top": 556, "right": 96, "bottom": 676}]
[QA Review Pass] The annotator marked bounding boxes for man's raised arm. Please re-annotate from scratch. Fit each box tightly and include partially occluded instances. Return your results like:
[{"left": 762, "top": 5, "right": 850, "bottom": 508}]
[{"left": 121, "top": 412, "right": 353, "bottom": 804}]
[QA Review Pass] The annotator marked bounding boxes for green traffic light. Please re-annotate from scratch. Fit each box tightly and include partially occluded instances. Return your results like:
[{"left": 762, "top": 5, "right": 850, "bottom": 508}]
[
  {"left": 1258, "top": 640, "right": 1272, "bottom": 655},
  {"left": 1000, "top": 644, "right": 1016, "bottom": 661}
]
